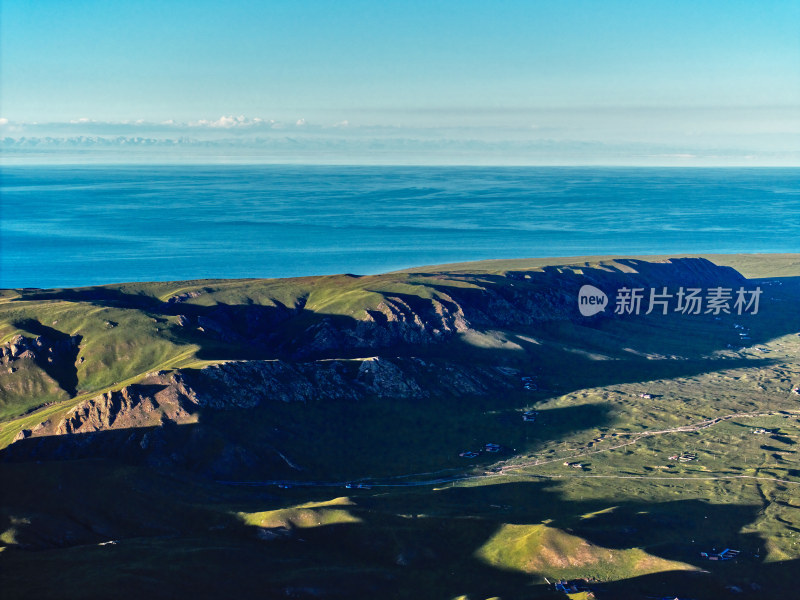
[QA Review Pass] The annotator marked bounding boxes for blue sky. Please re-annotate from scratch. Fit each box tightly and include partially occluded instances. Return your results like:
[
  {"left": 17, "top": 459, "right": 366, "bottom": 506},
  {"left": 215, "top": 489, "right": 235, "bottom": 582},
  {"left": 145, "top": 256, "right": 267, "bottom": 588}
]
[{"left": 1, "top": 0, "right": 799, "bottom": 164}]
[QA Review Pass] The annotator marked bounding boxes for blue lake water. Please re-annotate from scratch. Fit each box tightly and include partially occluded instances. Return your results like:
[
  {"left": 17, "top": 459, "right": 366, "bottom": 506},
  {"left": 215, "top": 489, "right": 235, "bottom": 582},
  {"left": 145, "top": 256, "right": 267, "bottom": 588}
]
[{"left": 1, "top": 165, "right": 798, "bottom": 288}]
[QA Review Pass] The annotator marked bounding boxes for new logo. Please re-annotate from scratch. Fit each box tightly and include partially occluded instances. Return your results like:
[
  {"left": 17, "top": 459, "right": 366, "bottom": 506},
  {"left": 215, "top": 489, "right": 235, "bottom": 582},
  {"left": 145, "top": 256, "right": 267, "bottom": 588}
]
[{"left": 578, "top": 285, "right": 608, "bottom": 316}]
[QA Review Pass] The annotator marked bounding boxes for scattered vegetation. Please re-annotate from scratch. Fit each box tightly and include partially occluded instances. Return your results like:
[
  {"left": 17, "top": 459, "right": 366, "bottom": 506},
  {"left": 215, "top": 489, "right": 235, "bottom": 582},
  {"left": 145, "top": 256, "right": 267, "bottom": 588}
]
[{"left": 2, "top": 254, "right": 800, "bottom": 599}]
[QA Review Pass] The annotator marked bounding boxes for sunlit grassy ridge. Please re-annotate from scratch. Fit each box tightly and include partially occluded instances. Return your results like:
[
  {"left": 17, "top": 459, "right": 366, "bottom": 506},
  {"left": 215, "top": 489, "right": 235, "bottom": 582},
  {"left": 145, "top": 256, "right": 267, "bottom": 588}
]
[
  {"left": 476, "top": 522, "right": 699, "bottom": 579},
  {"left": 4, "top": 252, "right": 788, "bottom": 424},
  {"left": 237, "top": 497, "right": 361, "bottom": 529},
  {"left": 2, "top": 254, "right": 800, "bottom": 598}
]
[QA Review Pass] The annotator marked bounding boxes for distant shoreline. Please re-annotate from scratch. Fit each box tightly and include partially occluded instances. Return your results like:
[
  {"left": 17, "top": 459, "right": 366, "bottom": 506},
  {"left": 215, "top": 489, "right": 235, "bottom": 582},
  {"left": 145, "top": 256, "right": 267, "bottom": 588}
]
[
  {"left": 3, "top": 167, "right": 797, "bottom": 288},
  {"left": 396, "top": 253, "right": 800, "bottom": 279},
  {"left": 3, "top": 253, "right": 800, "bottom": 293},
  {"left": 4, "top": 162, "right": 800, "bottom": 168}
]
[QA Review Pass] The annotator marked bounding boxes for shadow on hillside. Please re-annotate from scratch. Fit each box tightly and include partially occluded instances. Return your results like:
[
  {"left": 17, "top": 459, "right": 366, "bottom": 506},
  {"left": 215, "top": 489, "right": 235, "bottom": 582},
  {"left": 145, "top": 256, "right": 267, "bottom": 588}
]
[
  {"left": 11, "top": 318, "right": 82, "bottom": 397},
  {"left": 5, "top": 260, "right": 799, "bottom": 483},
  {"left": 4, "top": 260, "right": 800, "bottom": 597},
  {"left": 1, "top": 465, "right": 793, "bottom": 599},
  {"left": 229, "top": 479, "right": 793, "bottom": 599},
  {"left": 9, "top": 265, "right": 798, "bottom": 413},
  {"left": 1, "top": 397, "right": 617, "bottom": 483},
  {"left": 13, "top": 259, "right": 799, "bottom": 364}
]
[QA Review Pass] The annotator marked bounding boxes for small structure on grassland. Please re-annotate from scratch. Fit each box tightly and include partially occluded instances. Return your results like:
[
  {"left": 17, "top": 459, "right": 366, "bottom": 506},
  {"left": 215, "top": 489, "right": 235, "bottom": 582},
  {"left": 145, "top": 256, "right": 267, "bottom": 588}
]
[
  {"left": 553, "top": 578, "right": 596, "bottom": 598},
  {"left": 522, "top": 410, "right": 538, "bottom": 422},
  {"left": 668, "top": 452, "right": 697, "bottom": 462},
  {"left": 700, "top": 547, "right": 741, "bottom": 561}
]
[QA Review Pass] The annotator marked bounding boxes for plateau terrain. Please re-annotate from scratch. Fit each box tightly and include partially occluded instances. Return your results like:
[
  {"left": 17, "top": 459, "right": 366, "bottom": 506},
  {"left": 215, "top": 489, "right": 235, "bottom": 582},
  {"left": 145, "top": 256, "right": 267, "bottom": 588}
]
[{"left": 2, "top": 255, "right": 800, "bottom": 599}]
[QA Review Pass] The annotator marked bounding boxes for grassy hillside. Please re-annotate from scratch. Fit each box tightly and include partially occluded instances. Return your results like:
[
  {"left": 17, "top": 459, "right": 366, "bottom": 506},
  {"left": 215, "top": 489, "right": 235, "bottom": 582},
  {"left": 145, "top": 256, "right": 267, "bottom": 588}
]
[
  {"left": 2, "top": 253, "right": 787, "bottom": 424},
  {"left": 2, "top": 254, "right": 800, "bottom": 599}
]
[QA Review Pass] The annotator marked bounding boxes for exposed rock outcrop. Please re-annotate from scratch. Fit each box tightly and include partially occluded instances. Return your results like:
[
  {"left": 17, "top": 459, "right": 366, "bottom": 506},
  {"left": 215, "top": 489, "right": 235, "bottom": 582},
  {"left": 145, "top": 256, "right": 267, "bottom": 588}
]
[
  {"left": 2, "top": 354, "right": 514, "bottom": 474},
  {"left": 1, "top": 257, "right": 749, "bottom": 477},
  {"left": 0, "top": 333, "right": 81, "bottom": 367},
  {"left": 1, "top": 328, "right": 82, "bottom": 397},
  {"left": 179, "top": 258, "right": 745, "bottom": 360},
  {"left": 57, "top": 384, "right": 191, "bottom": 435}
]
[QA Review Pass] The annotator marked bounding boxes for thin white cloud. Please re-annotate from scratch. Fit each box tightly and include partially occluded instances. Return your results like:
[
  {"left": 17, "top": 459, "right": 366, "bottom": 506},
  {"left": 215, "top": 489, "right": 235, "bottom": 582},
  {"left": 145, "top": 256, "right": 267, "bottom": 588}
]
[
  {"left": 187, "top": 115, "right": 266, "bottom": 128},
  {"left": 1, "top": 109, "right": 798, "bottom": 166}
]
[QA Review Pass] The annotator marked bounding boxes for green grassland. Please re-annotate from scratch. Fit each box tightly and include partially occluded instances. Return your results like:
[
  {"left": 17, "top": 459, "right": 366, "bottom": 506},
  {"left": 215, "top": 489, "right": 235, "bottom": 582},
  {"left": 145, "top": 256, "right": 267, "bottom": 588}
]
[
  {"left": 1, "top": 254, "right": 800, "bottom": 599},
  {"left": 1, "top": 253, "right": 789, "bottom": 429}
]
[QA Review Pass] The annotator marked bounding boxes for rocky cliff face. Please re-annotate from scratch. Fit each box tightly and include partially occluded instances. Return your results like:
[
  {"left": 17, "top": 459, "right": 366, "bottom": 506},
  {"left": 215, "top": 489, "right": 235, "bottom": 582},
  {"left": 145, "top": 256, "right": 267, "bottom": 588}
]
[
  {"left": 0, "top": 331, "right": 82, "bottom": 408},
  {"left": 1, "top": 257, "right": 747, "bottom": 476},
  {"left": 1, "top": 333, "right": 81, "bottom": 375},
  {"left": 169, "top": 258, "right": 745, "bottom": 361},
  {"left": 5, "top": 354, "right": 512, "bottom": 473}
]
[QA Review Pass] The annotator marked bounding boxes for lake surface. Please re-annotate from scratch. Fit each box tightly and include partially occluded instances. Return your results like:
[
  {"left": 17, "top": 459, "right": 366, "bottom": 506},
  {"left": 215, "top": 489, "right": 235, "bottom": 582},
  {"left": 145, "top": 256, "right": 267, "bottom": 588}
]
[{"left": 1, "top": 165, "right": 798, "bottom": 288}]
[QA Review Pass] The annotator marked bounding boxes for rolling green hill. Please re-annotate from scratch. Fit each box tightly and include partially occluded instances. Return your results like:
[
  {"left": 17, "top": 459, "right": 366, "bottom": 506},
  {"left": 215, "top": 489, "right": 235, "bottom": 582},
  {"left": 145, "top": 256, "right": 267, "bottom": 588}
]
[{"left": 2, "top": 254, "right": 800, "bottom": 599}]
